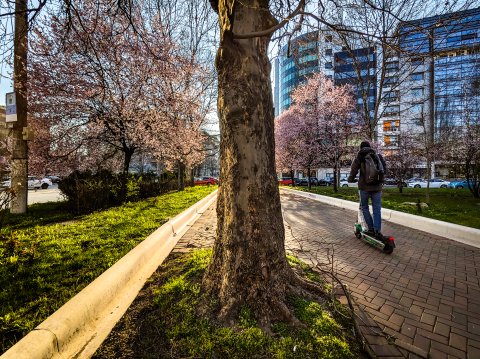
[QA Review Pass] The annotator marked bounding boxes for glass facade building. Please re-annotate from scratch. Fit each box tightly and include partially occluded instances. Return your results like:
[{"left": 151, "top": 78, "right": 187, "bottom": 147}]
[
  {"left": 276, "top": 31, "right": 373, "bottom": 117},
  {"left": 278, "top": 31, "right": 320, "bottom": 113},
  {"left": 334, "top": 47, "right": 377, "bottom": 122},
  {"left": 274, "top": 7, "right": 480, "bottom": 160},
  {"left": 399, "top": 7, "right": 480, "bottom": 132}
]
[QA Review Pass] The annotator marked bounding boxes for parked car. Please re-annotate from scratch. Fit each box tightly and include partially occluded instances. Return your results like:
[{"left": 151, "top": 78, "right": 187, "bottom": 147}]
[
  {"left": 317, "top": 178, "right": 333, "bottom": 186},
  {"left": 194, "top": 177, "right": 218, "bottom": 185},
  {"left": 407, "top": 178, "right": 450, "bottom": 189},
  {"left": 340, "top": 179, "right": 358, "bottom": 188},
  {"left": 46, "top": 175, "right": 61, "bottom": 183},
  {"left": 1, "top": 176, "right": 43, "bottom": 189},
  {"left": 406, "top": 177, "right": 425, "bottom": 183},
  {"left": 297, "top": 177, "right": 319, "bottom": 186},
  {"left": 40, "top": 177, "right": 53, "bottom": 189},
  {"left": 383, "top": 178, "right": 408, "bottom": 187},
  {"left": 278, "top": 177, "right": 296, "bottom": 185},
  {"left": 449, "top": 179, "right": 473, "bottom": 189}
]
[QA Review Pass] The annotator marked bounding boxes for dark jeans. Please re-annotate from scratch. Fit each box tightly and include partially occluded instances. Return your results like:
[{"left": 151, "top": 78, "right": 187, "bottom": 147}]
[{"left": 359, "top": 190, "right": 382, "bottom": 232}]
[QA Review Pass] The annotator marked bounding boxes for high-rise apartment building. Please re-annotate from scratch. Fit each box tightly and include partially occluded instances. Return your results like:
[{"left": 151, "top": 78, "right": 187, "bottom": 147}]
[{"left": 380, "top": 7, "right": 480, "bottom": 156}]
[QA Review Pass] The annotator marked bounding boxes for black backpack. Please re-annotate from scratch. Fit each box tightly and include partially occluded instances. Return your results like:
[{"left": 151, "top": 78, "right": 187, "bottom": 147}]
[{"left": 362, "top": 152, "right": 385, "bottom": 184}]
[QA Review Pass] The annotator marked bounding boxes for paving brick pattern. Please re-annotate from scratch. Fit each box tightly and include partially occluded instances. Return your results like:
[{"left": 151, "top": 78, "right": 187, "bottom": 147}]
[
  {"left": 281, "top": 192, "right": 480, "bottom": 359},
  {"left": 172, "top": 193, "right": 480, "bottom": 359}
]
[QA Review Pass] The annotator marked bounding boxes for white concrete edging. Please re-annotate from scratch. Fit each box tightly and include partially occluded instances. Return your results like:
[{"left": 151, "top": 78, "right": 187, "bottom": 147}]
[
  {"left": 1, "top": 189, "right": 218, "bottom": 359},
  {"left": 281, "top": 187, "right": 480, "bottom": 248}
]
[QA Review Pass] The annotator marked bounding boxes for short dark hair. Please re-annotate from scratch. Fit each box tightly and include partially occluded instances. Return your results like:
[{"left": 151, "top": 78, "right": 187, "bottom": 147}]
[{"left": 360, "top": 141, "right": 371, "bottom": 149}]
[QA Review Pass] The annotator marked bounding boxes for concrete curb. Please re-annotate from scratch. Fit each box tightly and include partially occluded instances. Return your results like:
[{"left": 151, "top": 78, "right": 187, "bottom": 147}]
[
  {"left": 1, "top": 189, "right": 218, "bottom": 359},
  {"left": 281, "top": 187, "right": 480, "bottom": 249}
]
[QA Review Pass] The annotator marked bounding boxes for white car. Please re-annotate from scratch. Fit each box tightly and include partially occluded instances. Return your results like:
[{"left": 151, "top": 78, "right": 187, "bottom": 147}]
[
  {"left": 2, "top": 176, "right": 43, "bottom": 190},
  {"left": 340, "top": 179, "right": 358, "bottom": 188},
  {"left": 40, "top": 177, "right": 53, "bottom": 189},
  {"left": 407, "top": 178, "right": 450, "bottom": 189}
]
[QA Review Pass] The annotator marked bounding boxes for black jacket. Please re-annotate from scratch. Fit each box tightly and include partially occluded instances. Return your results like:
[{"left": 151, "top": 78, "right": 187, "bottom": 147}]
[{"left": 347, "top": 147, "right": 386, "bottom": 192}]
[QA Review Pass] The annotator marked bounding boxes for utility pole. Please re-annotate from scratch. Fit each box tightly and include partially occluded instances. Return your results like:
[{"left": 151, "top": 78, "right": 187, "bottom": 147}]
[
  {"left": 428, "top": 28, "right": 436, "bottom": 181},
  {"left": 10, "top": 0, "right": 29, "bottom": 213}
]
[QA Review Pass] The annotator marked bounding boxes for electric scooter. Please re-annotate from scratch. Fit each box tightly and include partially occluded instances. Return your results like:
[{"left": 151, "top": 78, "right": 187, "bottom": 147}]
[{"left": 354, "top": 208, "right": 395, "bottom": 254}]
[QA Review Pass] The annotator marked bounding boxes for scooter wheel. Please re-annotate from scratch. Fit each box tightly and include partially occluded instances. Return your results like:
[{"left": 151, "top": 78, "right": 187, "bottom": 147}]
[
  {"left": 355, "top": 232, "right": 362, "bottom": 239},
  {"left": 383, "top": 244, "right": 394, "bottom": 254}
]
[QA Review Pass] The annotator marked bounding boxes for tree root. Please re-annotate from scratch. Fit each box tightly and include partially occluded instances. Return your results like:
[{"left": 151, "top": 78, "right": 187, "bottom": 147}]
[{"left": 287, "top": 270, "right": 328, "bottom": 303}]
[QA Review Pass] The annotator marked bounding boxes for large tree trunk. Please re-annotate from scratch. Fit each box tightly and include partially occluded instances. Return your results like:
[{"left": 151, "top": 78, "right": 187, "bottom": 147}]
[{"left": 202, "top": 0, "right": 298, "bottom": 328}]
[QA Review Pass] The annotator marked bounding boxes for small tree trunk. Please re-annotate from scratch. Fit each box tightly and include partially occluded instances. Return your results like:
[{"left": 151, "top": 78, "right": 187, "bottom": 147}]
[
  {"left": 307, "top": 167, "right": 311, "bottom": 189},
  {"left": 202, "top": 1, "right": 298, "bottom": 328},
  {"left": 290, "top": 169, "right": 295, "bottom": 187},
  {"left": 120, "top": 148, "right": 134, "bottom": 202},
  {"left": 333, "top": 163, "right": 338, "bottom": 193},
  {"left": 177, "top": 162, "right": 185, "bottom": 191},
  {"left": 188, "top": 167, "right": 195, "bottom": 187},
  {"left": 426, "top": 158, "right": 431, "bottom": 203}
]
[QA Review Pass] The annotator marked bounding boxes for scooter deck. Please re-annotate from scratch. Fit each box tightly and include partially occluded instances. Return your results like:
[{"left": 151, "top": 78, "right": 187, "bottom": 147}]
[{"left": 354, "top": 223, "right": 395, "bottom": 254}]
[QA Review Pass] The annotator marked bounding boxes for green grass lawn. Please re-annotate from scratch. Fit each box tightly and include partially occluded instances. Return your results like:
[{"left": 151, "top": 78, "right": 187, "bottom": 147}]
[
  {"left": 94, "top": 249, "right": 362, "bottom": 359},
  {"left": 0, "top": 186, "right": 216, "bottom": 354},
  {"left": 289, "top": 186, "right": 480, "bottom": 229}
]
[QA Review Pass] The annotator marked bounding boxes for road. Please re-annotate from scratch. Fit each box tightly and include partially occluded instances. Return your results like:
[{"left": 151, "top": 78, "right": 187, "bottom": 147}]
[{"left": 27, "top": 184, "right": 64, "bottom": 205}]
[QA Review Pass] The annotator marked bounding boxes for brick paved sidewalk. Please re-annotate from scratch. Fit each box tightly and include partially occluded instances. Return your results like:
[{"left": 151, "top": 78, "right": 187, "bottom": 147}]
[{"left": 172, "top": 193, "right": 480, "bottom": 359}]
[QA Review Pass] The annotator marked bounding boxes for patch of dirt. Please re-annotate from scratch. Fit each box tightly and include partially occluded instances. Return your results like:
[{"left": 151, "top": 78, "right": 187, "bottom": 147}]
[{"left": 92, "top": 255, "right": 180, "bottom": 359}]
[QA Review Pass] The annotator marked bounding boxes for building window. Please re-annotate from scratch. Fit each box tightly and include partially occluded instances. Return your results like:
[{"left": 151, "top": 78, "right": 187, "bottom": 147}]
[
  {"left": 384, "top": 76, "right": 398, "bottom": 85},
  {"left": 383, "top": 120, "right": 400, "bottom": 132},
  {"left": 461, "top": 32, "right": 477, "bottom": 41},
  {"left": 299, "top": 42, "right": 317, "bottom": 52},
  {"left": 411, "top": 87, "right": 424, "bottom": 97},
  {"left": 299, "top": 54, "right": 318, "bottom": 64},
  {"left": 325, "top": 62, "right": 332, "bottom": 69},
  {"left": 325, "top": 48, "right": 332, "bottom": 56},
  {"left": 384, "top": 135, "right": 398, "bottom": 146},
  {"left": 410, "top": 57, "right": 424, "bottom": 66},
  {"left": 384, "top": 105, "right": 400, "bottom": 116},
  {"left": 411, "top": 103, "right": 424, "bottom": 113},
  {"left": 384, "top": 90, "right": 399, "bottom": 102},
  {"left": 385, "top": 61, "right": 399, "bottom": 70},
  {"left": 410, "top": 72, "right": 424, "bottom": 81}
]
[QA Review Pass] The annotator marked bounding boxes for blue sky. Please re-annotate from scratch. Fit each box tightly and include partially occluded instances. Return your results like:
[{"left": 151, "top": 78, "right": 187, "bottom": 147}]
[{"left": 0, "top": 75, "right": 13, "bottom": 106}]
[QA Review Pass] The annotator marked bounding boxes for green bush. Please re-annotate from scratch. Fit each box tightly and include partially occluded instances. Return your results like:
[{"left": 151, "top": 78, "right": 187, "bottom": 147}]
[
  {"left": 136, "top": 172, "right": 177, "bottom": 199},
  {"left": 59, "top": 171, "right": 177, "bottom": 214},
  {"left": 59, "top": 170, "right": 123, "bottom": 214}
]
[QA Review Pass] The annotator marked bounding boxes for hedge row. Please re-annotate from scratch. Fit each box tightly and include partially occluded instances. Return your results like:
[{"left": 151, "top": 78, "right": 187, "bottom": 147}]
[{"left": 59, "top": 170, "right": 178, "bottom": 214}]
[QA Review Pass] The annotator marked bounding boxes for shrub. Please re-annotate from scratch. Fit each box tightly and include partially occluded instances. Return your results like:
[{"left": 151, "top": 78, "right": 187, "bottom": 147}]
[
  {"left": 59, "top": 170, "right": 178, "bottom": 214},
  {"left": 59, "top": 170, "right": 122, "bottom": 214},
  {"left": 136, "top": 173, "right": 177, "bottom": 199}
]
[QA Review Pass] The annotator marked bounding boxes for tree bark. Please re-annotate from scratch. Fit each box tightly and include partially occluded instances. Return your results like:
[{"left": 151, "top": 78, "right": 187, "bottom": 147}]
[{"left": 202, "top": 0, "right": 297, "bottom": 328}]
